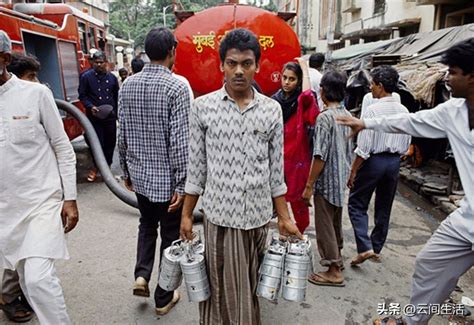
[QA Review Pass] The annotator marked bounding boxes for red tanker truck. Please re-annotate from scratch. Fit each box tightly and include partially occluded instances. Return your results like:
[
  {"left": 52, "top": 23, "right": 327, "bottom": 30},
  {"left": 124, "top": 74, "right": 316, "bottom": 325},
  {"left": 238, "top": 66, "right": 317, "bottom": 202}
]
[
  {"left": 0, "top": 2, "right": 107, "bottom": 139},
  {"left": 174, "top": 3, "right": 301, "bottom": 97}
]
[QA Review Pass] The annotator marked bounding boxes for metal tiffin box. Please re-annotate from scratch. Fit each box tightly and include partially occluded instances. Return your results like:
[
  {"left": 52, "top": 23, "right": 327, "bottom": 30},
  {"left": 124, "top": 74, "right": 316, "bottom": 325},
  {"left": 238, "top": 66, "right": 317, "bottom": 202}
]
[
  {"left": 180, "top": 240, "right": 211, "bottom": 303},
  {"left": 282, "top": 236, "right": 313, "bottom": 302},
  {"left": 158, "top": 239, "right": 185, "bottom": 292},
  {"left": 256, "top": 232, "right": 287, "bottom": 302}
]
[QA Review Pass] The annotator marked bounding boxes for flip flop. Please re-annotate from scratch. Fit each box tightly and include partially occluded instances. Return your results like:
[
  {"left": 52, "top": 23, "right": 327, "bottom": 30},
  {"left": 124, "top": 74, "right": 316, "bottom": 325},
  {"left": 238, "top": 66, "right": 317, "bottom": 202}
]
[
  {"left": 308, "top": 273, "right": 345, "bottom": 287},
  {"left": 373, "top": 316, "right": 407, "bottom": 325},
  {"left": 350, "top": 251, "right": 376, "bottom": 266}
]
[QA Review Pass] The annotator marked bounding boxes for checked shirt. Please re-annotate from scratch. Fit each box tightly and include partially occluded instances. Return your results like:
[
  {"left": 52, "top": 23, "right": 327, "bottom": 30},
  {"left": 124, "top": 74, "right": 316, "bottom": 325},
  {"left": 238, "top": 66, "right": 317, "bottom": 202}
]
[{"left": 118, "top": 64, "right": 190, "bottom": 202}]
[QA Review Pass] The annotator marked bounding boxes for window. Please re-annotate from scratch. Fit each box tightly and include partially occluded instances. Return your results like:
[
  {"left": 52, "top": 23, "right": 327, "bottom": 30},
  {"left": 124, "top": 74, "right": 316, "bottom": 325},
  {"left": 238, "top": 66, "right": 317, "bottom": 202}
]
[
  {"left": 89, "top": 27, "right": 97, "bottom": 50},
  {"left": 78, "top": 22, "right": 88, "bottom": 53},
  {"left": 373, "top": 0, "right": 385, "bottom": 15},
  {"left": 97, "top": 29, "right": 105, "bottom": 51}
]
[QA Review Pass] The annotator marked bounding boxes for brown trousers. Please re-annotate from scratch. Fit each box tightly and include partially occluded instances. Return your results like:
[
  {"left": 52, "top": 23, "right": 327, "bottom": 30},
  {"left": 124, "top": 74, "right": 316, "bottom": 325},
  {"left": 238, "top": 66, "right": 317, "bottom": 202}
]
[{"left": 313, "top": 193, "right": 343, "bottom": 267}]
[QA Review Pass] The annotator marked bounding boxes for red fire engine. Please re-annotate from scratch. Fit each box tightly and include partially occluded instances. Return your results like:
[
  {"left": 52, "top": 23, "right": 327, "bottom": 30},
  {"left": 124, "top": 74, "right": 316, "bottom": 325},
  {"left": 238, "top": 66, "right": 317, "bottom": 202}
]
[{"left": 0, "top": 2, "right": 107, "bottom": 139}]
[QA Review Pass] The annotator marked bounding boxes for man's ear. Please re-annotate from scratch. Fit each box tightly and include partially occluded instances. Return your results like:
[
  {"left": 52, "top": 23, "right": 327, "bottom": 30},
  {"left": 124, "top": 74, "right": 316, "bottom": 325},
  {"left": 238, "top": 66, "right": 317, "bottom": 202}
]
[
  {"left": 255, "top": 63, "right": 260, "bottom": 73},
  {"left": 220, "top": 63, "right": 224, "bottom": 72},
  {"left": 3, "top": 52, "right": 12, "bottom": 65},
  {"left": 468, "top": 71, "right": 474, "bottom": 85}
]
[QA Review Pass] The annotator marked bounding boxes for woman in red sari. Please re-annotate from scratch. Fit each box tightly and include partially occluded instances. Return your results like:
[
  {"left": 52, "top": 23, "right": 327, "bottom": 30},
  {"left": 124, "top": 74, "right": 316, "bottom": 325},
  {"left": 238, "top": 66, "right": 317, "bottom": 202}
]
[{"left": 272, "top": 59, "right": 320, "bottom": 233}]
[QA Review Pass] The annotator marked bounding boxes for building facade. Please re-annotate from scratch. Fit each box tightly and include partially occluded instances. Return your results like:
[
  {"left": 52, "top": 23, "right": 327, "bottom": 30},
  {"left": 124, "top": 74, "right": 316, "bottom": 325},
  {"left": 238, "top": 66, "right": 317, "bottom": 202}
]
[
  {"left": 65, "top": 0, "right": 109, "bottom": 24},
  {"left": 284, "top": 0, "right": 473, "bottom": 54}
]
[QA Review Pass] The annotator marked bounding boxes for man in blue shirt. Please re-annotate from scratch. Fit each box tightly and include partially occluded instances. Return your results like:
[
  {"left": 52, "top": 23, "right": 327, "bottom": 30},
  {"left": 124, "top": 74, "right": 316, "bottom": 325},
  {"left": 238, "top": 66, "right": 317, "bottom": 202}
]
[{"left": 79, "top": 51, "right": 119, "bottom": 182}]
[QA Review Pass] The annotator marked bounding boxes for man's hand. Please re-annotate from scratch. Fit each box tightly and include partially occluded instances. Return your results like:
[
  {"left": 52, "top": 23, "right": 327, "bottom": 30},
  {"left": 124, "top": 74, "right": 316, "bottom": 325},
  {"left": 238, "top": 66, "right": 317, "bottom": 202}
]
[
  {"left": 168, "top": 192, "right": 184, "bottom": 212},
  {"left": 278, "top": 217, "right": 303, "bottom": 239},
  {"left": 124, "top": 178, "right": 134, "bottom": 192},
  {"left": 347, "top": 170, "right": 357, "bottom": 189},
  {"left": 335, "top": 115, "right": 365, "bottom": 137},
  {"left": 295, "top": 56, "right": 308, "bottom": 67},
  {"left": 91, "top": 106, "right": 99, "bottom": 117},
  {"left": 301, "top": 184, "right": 313, "bottom": 207},
  {"left": 62, "top": 200, "right": 79, "bottom": 233},
  {"left": 180, "top": 214, "right": 194, "bottom": 241}
]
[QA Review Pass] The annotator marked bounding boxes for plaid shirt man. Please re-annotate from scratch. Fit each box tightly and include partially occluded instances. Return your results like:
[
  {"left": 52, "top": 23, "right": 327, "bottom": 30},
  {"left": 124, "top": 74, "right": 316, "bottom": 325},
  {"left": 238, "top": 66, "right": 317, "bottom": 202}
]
[{"left": 118, "top": 64, "right": 190, "bottom": 202}]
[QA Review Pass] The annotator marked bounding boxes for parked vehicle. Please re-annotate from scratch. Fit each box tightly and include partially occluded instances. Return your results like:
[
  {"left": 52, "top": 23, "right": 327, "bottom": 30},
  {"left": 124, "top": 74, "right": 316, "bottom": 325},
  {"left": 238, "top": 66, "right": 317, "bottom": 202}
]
[{"left": 0, "top": 2, "right": 107, "bottom": 139}]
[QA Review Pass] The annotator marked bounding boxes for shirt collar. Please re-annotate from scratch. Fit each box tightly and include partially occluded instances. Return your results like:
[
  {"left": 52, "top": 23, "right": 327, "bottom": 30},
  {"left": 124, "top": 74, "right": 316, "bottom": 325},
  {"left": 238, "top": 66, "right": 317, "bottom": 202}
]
[
  {"left": 142, "top": 63, "right": 171, "bottom": 74},
  {"left": 218, "top": 85, "right": 260, "bottom": 110},
  {"left": 377, "top": 96, "right": 398, "bottom": 103},
  {"left": 0, "top": 73, "right": 18, "bottom": 95}
]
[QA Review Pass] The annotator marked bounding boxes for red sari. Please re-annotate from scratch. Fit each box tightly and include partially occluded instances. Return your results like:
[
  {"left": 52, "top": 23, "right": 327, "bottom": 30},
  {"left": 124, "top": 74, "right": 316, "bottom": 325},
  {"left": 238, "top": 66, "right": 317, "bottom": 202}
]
[{"left": 283, "top": 89, "right": 320, "bottom": 202}]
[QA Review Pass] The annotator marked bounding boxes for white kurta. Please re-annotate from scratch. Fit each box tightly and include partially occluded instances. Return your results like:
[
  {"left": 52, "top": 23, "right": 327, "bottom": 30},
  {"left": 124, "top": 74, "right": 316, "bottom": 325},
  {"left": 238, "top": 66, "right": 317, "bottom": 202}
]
[{"left": 0, "top": 75, "right": 77, "bottom": 270}]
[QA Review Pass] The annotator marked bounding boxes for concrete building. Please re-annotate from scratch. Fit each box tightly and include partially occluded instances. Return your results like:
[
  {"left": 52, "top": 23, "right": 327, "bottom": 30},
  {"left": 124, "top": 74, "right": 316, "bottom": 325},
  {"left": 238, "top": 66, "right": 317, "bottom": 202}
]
[
  {"left": 277, "top": 0, "right": 472, "bottom": 54},
  {"left": 416, "top": 0, "right": 474, "bottom": 29},
  {"left": 64, "top": 0, "right": 109, "bottom": 24},
  {"left": 338, "top": 0, "right": 435, "bottom": 50}
]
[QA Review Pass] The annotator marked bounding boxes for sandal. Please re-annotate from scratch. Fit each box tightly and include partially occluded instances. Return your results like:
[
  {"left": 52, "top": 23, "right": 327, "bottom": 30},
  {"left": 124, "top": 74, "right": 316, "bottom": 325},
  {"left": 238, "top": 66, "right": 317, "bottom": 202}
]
[
  {"left": 0, "top": 297, "right": 34, "bottom": 323},
  {"left": 308, "top": 273, "right": 345, "bottom": 287},
  {"left": 373, "top": 316, "right": 407, "bottom": 325},
  {"left": 87, "top": 168, "right": 97, "bottom": 182}
]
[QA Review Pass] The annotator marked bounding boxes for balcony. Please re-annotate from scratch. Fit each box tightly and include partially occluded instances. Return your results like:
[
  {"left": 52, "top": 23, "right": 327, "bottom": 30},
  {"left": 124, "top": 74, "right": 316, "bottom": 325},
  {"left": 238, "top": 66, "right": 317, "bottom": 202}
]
[
  {"left": 344, "top": 18, "right": 363, "bottom": 35},
  {"left": 342, "top": 0, "right": 361, "bottom": 13}
]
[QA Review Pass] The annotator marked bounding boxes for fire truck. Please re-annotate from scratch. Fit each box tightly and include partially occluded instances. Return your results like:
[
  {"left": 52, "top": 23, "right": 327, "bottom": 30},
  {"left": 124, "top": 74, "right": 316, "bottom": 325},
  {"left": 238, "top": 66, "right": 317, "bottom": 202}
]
[{"left": 0, "top": 1, "right": 107, "bottom": 139}]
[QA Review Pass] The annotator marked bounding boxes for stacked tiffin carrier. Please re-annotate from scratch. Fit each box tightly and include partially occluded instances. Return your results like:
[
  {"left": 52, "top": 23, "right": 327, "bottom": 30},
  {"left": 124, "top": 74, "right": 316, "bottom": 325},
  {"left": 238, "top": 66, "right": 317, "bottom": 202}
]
[
  {"left": 257, "top": 233, "right": 313, "bottom": 302},
  {"left": 158, "top": 232, "right": 210, "bottom": 302}
]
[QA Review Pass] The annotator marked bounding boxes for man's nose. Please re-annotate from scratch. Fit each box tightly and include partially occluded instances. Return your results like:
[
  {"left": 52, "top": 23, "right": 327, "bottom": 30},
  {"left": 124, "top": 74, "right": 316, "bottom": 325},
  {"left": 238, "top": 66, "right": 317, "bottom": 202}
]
[{"left": 235, "top": 64, "right": 244, "bottom": 75}]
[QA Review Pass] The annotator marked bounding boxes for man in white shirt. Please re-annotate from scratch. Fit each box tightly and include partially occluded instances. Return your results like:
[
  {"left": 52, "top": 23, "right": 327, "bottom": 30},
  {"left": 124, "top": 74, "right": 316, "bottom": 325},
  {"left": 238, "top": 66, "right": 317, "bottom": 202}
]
[
  {"left": 337, "top": 38, "right": 474, "bottom": 325},
  {"left": 347, "top": 66, "right": 411, "bottom": 266},
  {"left": 361, "top": 91, "right": 401, "bottom": 116},
  {"left": 0, "top": 31, "right": 78, "bottom": 324},
  {"left": 309, "top": 52, "right": 324, "bottom": 109}
]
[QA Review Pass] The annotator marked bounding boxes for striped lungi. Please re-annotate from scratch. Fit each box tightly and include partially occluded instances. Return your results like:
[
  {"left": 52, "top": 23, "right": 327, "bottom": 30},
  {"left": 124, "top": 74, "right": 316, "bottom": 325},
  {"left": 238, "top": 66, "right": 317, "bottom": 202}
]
[{"left": 200, "top": 218, "right": 268, "bottom": 325}]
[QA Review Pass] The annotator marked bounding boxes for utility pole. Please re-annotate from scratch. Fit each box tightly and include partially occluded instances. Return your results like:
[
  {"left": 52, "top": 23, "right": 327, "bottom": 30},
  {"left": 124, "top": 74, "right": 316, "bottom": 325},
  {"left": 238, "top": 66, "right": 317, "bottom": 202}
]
[{"left": 326, "top": 0, "right": 335, "bottom": 62}]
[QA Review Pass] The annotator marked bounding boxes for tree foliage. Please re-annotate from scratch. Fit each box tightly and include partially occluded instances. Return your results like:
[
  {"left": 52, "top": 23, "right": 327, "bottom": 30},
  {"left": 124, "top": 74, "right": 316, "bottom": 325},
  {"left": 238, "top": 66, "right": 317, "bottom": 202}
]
[{"left": 109, "top": 0, "right": 275, "bottom": 48}]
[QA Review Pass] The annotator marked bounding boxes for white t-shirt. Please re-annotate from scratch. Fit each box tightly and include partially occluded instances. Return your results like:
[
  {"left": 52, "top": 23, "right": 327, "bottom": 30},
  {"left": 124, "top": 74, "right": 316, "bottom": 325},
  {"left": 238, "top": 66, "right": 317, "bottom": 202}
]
[
  {"left": 173, "top": 73, "right": 194, "bottom": 103},
  {"left": 361, "top": 92, "right": 401, "bottom": 116},
  {"left": 308, "top": 67, "right": 323, "bottom": 109}
]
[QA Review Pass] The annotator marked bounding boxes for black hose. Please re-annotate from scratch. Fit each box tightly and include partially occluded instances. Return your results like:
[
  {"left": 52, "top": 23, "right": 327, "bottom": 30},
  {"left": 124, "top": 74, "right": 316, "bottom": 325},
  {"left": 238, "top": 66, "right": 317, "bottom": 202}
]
[
  {"left": 55, "top": 99, "right": 138, "bottom": 208},
  {"left": 55, "top": 99, "right": 204, "bottom": 223}
]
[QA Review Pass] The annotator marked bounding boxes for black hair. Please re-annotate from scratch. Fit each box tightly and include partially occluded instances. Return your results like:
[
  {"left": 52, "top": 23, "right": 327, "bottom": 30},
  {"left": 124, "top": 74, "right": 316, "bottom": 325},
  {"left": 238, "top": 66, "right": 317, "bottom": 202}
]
[
  {"left": 219, "top": 28, "right": 261, "bottom": 64},
  {"left": 131, "top": 57, "right": 145, "bottom": 74},
  {"left": 370, "top": 65, "right": 399, "bottom": 93},
  {"left": 282, "top": 61, "right": 302, "bottom": 85},
  {"left": 441, "top": 37, "right": 474, "bottom": 74},
  {"left": 309, "top": 53, "right": 325, "bottom": 69},
  {"left": 119, "top": 67, "right": 128, "bottom": 74},
  {"left": 144, "top": 27, "right": 177, "bottom": 61},
  {"left": 7, "top": 52, "right": 40, "bottom": 77},
  {"left": 320, "top": 70, "right": 346, "bottom": 102},
  {"left": 92, "top": 50, "right": 107, "bottom": 61}
]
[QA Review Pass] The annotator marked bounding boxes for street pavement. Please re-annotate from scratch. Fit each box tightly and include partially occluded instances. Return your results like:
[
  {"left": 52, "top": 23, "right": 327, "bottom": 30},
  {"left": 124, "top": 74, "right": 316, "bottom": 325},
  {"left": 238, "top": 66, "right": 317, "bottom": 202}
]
[{"left": 1, "top": 145, "right": 473, "bottom": 324}]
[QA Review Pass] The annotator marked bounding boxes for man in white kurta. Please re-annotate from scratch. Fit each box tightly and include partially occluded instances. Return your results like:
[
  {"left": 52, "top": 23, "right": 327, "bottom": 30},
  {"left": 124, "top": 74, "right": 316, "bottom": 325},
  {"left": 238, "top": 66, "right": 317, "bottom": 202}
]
[
  {"left": 338, "top": 38, "right": 474, "bottom": 325},
  {"left": 0, "top": 31, "right": 78, "bottom": 324}
]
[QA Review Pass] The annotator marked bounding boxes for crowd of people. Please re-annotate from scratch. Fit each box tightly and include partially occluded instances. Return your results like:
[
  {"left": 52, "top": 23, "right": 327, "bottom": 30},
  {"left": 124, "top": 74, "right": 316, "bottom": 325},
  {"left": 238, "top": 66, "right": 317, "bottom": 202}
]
[{"left": 0, "top": 25, "right": 473, "bottom": 325}]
